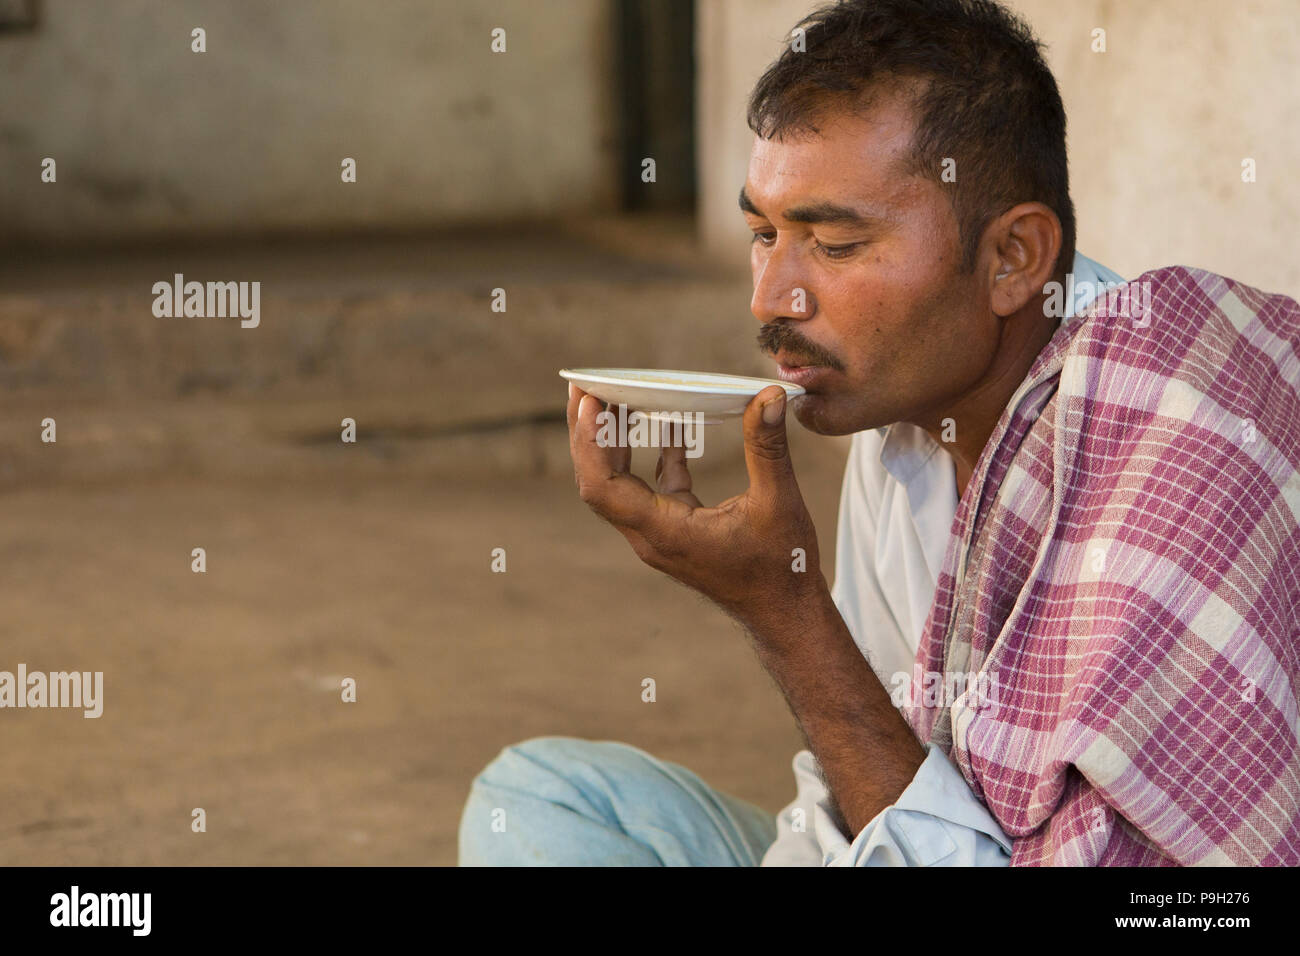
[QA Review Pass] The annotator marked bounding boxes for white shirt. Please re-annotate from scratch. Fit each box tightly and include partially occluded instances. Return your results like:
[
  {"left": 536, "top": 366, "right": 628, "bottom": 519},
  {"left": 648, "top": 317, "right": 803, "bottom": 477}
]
[{"left": 760, "top": 253, "right": 1127, "bottom": 866}]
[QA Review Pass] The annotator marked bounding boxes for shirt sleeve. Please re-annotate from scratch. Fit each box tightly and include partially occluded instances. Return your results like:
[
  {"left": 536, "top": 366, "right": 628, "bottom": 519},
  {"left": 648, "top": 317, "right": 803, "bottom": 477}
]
[
  {"left": 762, "top": 744, "right": 1014, "bottom": 866},
  {"left": 760, "top": 752, "right": 831, "bottom": 866},
  {"left": 819, "top": 743, "right": 1013, "bottom": 866}
]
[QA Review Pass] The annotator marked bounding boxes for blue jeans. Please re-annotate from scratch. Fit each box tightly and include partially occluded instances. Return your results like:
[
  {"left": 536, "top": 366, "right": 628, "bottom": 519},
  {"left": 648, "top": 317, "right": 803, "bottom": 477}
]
[{"left": 458, "top": 736, "right": 778, "bottom": 866}]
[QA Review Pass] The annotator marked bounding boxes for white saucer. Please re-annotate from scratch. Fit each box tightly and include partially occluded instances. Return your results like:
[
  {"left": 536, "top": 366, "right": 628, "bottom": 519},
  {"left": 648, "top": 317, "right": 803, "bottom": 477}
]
[{"left": 559, "top": 368, "right": 804, "bottom": 425}]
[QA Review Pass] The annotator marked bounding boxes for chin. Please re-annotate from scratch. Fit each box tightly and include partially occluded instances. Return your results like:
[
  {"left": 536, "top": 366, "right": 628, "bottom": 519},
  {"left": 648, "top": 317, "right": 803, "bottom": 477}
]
[
  {"left": 790, "top": 388, "right": 889, "bottom": 436},
  {"left": 790, "top": 393, "right": 857, "bottom": 436}
]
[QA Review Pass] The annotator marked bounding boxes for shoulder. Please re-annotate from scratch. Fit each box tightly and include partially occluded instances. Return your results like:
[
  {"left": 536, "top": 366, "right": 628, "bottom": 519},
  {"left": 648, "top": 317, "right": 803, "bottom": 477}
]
[
  {"left": 1061, "top": 266, "right": 1300, "bottom": 425},
  {"left": 1069, "top": 266, "right": 1299, "bottom": 364},
  {"left": 1047, "top": 269, "right": 1300, "bottom": 569}
]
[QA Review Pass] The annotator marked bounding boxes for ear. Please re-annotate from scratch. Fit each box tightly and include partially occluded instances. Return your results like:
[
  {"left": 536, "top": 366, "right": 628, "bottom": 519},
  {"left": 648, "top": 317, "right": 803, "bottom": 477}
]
[{"left": 987, "top": 202, "right": 1062, "bottom": 318}]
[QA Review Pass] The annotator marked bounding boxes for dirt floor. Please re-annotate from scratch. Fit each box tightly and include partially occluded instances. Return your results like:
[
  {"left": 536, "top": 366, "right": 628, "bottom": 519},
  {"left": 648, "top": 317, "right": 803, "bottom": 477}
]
[
  {"left": 0, "top": 425, "right": 850, "bottom": 865},
  {"left": 0, "top": 215, "right": 854, "bottom": 865}
]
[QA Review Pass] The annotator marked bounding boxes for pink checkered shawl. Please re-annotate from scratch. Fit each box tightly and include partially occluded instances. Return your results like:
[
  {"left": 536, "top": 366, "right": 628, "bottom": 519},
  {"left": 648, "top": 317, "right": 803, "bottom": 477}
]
[{"left": 904, "top": 266, "right": 1300, "bottom": 865}]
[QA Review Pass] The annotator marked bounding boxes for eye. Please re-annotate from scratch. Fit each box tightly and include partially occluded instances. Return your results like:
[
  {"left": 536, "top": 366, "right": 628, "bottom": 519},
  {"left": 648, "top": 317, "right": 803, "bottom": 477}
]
[
  {"left": 751, "top": 231, "right": 776, "bottom": 248},
  {"left": 815, "top": 242, "right": 860, "bottom": 261}
]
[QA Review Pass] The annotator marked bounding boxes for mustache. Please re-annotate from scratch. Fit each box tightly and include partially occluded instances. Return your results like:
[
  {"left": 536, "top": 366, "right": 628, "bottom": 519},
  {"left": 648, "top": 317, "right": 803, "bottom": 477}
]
[{"left": 756, "top": 322, "right": 844, "bottom": 371}]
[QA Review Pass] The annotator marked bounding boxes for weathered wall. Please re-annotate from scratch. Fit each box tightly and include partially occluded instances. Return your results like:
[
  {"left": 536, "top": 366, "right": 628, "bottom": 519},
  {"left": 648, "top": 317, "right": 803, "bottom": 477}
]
[
  {"left": 0, "top": 0, "right": 619, "bottom": 243},
  {"left": 698, "top": 0, "right": 1300, "bottom": 298}
]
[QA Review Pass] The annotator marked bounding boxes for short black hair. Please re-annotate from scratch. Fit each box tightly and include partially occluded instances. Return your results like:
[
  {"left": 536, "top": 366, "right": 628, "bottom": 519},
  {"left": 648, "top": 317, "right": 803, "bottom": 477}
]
[{"left": 746, "top": 0, "right": 1076, "bottom": 280}]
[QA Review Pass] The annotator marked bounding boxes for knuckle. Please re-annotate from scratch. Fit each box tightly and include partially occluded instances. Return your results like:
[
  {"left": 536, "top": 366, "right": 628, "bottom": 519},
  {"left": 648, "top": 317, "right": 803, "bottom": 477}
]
[
  {"left": 643, "top": 524, "right": 684, "bottom": 561},
  {"left": 628, "top": 536, "right": 657, "bottom": 565},
  {"left": 750, "top": 438, "right": 786, "bottom": 462}
]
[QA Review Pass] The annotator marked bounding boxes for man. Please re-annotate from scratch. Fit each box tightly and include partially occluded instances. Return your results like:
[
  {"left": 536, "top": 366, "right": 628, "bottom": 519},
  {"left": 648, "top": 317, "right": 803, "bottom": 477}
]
[{"left": 459, "top": 0, "right": 1300, "bottom": 865}]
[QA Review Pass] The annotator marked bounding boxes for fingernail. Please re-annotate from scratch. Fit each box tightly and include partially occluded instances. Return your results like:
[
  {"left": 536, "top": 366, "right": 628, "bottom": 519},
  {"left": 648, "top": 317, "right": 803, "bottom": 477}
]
[
  {"left": 762, "top": 392, "right": 785, "bottom": 425},
  {"left": 568, "top": 381, "right": 574, "bottom": 400},
  {"left": 579, "top": 395, "right": 591, "bottom": 417}
]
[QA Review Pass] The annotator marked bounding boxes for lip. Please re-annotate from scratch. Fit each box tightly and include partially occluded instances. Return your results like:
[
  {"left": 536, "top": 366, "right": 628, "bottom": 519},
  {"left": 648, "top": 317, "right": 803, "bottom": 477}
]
[{"left": 775, "top": 363, "right": 829, "bottom": 387}]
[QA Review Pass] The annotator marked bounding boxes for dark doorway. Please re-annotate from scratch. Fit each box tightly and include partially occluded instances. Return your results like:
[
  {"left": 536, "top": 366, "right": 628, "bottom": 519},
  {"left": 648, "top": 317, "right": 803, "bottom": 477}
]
[{"left": 616, "top": 0, "right": 696, "bottom": 212}]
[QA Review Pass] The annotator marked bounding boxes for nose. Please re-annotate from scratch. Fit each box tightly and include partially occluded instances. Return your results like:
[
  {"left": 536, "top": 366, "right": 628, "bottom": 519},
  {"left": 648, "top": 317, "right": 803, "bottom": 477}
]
[{"left": 750, "top": 238, "right": 815, "bottom": 327}]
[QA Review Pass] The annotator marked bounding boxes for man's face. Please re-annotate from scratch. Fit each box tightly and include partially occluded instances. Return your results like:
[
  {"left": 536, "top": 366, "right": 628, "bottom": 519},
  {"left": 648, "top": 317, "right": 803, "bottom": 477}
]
[{"left": 743, "top": 94, "right": 1000, "bottom": 435}]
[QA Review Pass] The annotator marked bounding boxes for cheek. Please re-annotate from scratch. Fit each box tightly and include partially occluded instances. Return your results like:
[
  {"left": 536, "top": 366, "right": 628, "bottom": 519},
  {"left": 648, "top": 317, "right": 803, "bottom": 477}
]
[{"left": 827, "top": 291, "right": 898, "bottom": 375}]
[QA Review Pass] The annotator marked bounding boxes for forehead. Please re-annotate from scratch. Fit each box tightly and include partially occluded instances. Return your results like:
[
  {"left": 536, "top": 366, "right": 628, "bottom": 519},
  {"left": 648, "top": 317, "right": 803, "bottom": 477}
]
[{"left": 744, "top": 93, "right": 923, "bottom": 218}]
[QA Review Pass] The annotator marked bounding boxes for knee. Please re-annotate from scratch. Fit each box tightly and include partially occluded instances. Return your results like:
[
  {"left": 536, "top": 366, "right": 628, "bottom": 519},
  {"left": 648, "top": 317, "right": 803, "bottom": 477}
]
[
  {"left": 470, "top": 735, "right": 598, "bottom": 782},
  {"left": 464, "top": 735, "right": 646, "bottom": 802},
  {"left": 458, "top": 736, "right": 653, "bottom": 865}
]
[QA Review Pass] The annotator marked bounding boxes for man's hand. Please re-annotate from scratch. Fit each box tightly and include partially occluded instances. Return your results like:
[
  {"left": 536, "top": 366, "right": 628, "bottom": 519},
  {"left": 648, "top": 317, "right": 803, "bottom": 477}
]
[
  {"left": 566, "top": 381, "right": 824, "bottom": 631},
  {"left": 566, "top": 380, "right": 927, "bottom": 834}
]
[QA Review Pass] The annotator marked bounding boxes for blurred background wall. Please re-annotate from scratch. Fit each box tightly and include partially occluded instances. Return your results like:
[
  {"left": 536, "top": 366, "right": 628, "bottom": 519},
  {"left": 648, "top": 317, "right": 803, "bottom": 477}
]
[
  {"left": 0, "top": 0, "right": 621, "bottom": 241},
  {"left": 1, "top": 0, "right": 1295, "bottom": 866},
  {"left": 7, "top": 0, "right": 1295, "bottom": 293}
]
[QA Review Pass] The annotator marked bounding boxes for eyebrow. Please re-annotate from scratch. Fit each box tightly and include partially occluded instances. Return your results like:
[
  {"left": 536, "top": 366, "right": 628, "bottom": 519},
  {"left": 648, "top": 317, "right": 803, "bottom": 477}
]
[{"left": 738, "top": 186, "right": 885, "bottom": 227}]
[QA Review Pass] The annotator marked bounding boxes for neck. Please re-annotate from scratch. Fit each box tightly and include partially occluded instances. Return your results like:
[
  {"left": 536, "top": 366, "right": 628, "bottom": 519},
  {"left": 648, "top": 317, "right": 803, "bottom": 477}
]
[{"left": 915, "top": 305, "right": 1058, "bottom": 501}]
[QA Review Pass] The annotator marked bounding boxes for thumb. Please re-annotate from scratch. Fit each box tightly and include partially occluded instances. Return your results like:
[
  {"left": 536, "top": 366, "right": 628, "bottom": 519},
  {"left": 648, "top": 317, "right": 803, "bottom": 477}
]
[{"left": 742, "top": 385, "right": 796, "bottom": 501}]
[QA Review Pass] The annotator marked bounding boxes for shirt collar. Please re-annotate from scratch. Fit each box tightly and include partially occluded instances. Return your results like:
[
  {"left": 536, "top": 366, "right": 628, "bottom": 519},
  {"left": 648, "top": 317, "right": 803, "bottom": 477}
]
[{"left": 875, "top": 421, "right": 942, "bottom": 487}]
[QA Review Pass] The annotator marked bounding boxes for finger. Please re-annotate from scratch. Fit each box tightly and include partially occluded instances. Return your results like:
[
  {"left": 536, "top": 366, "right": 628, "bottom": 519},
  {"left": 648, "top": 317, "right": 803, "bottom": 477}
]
[
  {"left": 742, "top": 385, "right": 798, "bottom": 505},
  {"left": 567, "top": 382, "right": 588, "bottom": 487},
  {"left": 656, "top": 427, "right": 692, "bottom": 494},
  {"left": 566, "top": 380, "right": 583, "bottom": 431},
  {"left": 655, "top": 450, "right": 707, "bottom": 512},
  {"left": 567, "top": 390, "right": 631, "bottom": 477},
  {"left": 607, "top": 403, "right": 631, "bottom": 473},
  {"left": 572, "top": 393, "right": 659, "bottom": 530},
  {"left": 655, "top": 426, "right": 703, "bottom": 507}
]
